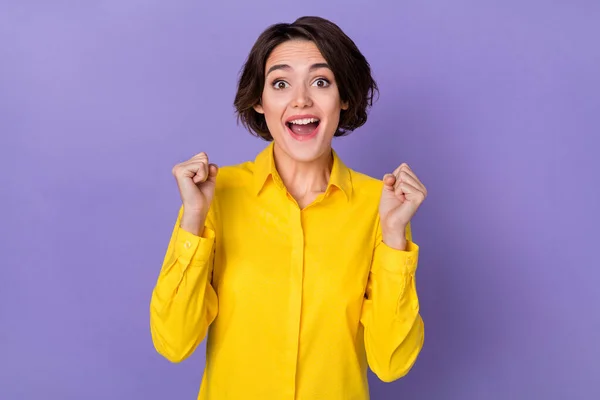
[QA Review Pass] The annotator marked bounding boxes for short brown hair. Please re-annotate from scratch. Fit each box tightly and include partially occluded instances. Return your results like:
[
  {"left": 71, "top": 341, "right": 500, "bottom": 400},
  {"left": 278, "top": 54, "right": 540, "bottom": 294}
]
[{"left": 233, "top": 16, "right": 379, "bottom": 141}]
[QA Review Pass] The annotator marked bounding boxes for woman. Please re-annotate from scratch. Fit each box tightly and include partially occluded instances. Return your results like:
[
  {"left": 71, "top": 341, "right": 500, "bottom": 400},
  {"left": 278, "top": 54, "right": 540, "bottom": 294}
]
[{"left": 150, "top": 16, "right": 427, "bottom": 400}]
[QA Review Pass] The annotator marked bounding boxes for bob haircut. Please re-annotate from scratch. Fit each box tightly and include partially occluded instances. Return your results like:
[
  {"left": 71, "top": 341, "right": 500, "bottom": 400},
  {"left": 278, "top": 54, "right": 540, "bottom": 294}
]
[{"left": 234, "top": 16, "right": 378, "bottom": 141}]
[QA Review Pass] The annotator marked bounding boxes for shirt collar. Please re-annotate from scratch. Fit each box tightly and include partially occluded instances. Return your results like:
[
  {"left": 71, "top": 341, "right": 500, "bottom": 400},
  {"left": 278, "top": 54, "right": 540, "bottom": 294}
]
[{"left": 252, "top": 142, "right": 353, "bottom": 200}]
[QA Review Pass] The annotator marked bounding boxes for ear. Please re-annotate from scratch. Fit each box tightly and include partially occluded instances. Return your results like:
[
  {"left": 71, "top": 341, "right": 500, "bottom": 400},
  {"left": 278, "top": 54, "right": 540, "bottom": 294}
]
[
  {"left": 254, "top": 102, "right": 264, "bottom": 114},
  {"left": 341, "top": 101, "right": 349, "bottom": 111}
]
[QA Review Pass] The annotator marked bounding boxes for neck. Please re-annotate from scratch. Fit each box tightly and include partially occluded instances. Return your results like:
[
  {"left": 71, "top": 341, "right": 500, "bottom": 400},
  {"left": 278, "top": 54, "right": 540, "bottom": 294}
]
[{"left": 272, "top": 143, "right": 332, "bottom": 198}]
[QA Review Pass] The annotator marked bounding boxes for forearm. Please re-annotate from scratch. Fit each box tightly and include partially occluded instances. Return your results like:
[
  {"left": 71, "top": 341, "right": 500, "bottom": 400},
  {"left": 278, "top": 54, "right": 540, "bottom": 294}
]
[
  {"left": 150, "top": 248, "right": 218, "bottom": 363},
  {"left": 361, "top": 219, "right": 424, "bottom": 382},
  {"left": 150, "top": 207, "right": 219, "bottom": 362},
  {"left": 362, "top": 254, "right": 424, "bottom": 382}
]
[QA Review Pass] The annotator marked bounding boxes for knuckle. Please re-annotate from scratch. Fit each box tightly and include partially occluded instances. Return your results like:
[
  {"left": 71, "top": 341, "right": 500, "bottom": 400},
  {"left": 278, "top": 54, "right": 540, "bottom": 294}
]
[{"left": 190, "top": 152, "right": 207, "bottom": 162}]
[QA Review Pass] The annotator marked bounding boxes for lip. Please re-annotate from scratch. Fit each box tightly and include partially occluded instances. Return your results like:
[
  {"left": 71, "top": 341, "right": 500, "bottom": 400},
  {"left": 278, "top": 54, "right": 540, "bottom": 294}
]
[{"left": 285, "top": 114, "right": 320, "bottom": 123}]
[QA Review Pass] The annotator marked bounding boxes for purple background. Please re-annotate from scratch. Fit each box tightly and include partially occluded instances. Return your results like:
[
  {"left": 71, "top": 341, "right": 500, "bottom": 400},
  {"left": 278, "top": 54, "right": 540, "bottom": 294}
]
[{"left": 1, "top": 1, "right": 598, "bottom": 399}]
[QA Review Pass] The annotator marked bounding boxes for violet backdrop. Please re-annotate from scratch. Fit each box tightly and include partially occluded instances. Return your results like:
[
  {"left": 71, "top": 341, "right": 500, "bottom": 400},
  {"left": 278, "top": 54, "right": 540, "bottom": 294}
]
[{"left": 1, "top": 1, "right": 598, "bottom": 399}]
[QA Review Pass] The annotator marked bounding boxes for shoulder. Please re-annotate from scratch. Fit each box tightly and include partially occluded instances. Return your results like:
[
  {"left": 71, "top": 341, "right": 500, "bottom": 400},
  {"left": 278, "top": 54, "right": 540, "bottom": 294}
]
[
  {"left": 212, "top": 160, "right": 255, "bottom": 191},
  {"left": 348, "top": 169, "right": 384, "bottom": 201},
  {"left": 215, "top": 161, "right": 249, "bottom": 182}
]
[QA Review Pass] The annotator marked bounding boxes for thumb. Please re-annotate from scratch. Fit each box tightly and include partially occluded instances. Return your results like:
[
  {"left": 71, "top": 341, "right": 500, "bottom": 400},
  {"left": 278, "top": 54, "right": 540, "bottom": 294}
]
[
  {"left": 382, "top": 173, "right": 396, "bottom": 190},
  {"left": 207, "top": 163, "right": 219, "bottom": 182}
]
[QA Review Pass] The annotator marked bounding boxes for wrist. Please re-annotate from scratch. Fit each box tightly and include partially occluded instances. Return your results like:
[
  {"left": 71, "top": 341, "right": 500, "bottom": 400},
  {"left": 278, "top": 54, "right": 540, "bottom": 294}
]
[
  {"left": 180, "top": 209, "right": 208, "bottom": 236},
  {"left": 381, "top": 226, "right": 407, "bottom": 251}
]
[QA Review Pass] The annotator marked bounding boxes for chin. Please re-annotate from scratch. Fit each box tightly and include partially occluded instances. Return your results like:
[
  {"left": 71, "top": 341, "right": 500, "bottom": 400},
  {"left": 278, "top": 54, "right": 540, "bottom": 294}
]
[
  {"left": 287, "top": 148, "right": 326, "bottom": 163},
  {"left": 277, "top": 133, "right": 332, "bottom": 163}
]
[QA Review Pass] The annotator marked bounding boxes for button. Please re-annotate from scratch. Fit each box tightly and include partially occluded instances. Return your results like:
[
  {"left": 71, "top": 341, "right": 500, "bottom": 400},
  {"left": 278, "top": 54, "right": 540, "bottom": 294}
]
[{"left": 184, "top": 241, "right": 192, "bottom": 249}]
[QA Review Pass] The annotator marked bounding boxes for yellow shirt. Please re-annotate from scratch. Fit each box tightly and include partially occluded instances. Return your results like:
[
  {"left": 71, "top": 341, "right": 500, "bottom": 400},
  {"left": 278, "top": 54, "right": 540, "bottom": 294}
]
[{"left": 150, "top": 142, "right": 424, "bottom": 400}]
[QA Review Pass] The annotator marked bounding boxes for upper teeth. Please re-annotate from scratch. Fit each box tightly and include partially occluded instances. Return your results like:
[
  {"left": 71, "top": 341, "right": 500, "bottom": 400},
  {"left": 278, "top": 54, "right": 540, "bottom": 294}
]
[{"left": 290, "top": 118, "right": 319, "bottom": 125}]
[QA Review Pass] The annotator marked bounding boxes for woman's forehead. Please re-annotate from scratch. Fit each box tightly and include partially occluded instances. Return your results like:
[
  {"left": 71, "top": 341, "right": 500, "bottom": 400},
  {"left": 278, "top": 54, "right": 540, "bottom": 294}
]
[{"left": 266, "top": 40, "right": 327, "bottom": 69}]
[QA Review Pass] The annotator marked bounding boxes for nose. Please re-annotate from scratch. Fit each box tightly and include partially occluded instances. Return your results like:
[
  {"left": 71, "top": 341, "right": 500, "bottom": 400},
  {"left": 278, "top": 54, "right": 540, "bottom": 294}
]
[{"left": 291, "top": 84, "right": 312, "bottom": 108}]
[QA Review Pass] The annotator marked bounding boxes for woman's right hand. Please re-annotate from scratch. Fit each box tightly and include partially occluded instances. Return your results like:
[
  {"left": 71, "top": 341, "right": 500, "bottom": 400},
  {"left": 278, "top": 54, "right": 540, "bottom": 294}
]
[{"left": 172, "top": 152, "right": 219, "bottom": 218}]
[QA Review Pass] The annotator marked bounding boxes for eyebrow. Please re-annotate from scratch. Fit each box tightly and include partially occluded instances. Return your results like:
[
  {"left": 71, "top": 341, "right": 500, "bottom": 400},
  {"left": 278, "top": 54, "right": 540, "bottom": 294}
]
[{"left": 266, "top": 63, "right": 331, "bottom": 76}]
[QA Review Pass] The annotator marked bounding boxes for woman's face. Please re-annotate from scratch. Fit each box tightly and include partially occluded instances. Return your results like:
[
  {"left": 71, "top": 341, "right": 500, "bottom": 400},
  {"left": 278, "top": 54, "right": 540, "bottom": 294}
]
[{"left": 254, "top": 40, "right": 348, "bottom": 163}]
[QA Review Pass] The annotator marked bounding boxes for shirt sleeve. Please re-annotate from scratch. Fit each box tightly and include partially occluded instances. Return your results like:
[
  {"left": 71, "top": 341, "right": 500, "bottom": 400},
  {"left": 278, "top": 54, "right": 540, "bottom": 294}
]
[
  {"left": 360, "top": 220, "right": 425, "bottom": 382},
  {"left": 149, "top": 205, "right": 219, "bottom": 363}
]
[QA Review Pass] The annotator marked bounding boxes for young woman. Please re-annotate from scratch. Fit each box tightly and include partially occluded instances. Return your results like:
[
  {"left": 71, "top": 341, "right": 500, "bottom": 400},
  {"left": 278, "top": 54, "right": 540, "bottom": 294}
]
[{"left": 150, "top": 16, "right": 427, "bottom": 400}]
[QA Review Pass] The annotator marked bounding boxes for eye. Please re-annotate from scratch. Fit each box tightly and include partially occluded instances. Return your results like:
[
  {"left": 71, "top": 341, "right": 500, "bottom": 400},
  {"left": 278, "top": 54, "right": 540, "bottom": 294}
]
[
  {"left": 272, "top": 80, "right": 290, "bottom": 90},
  {"left": 312, "top": 78, "right": 330, "bottom": 88}
]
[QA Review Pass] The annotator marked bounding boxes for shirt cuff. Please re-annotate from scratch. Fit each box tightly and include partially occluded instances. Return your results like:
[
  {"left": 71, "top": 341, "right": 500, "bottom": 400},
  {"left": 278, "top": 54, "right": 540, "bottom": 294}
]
[
  {"left": 372, "top": 240, "right": 419, "bottom": 275},
  {"left": 174, "top": 226, "right": 216, "bottom": 265}
]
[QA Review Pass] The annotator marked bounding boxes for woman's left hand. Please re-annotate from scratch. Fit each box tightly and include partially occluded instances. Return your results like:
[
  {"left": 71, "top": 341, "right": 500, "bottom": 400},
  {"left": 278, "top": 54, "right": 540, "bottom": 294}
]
[{"left": 379, "top": 163, "right": 428, "bottom": 249}]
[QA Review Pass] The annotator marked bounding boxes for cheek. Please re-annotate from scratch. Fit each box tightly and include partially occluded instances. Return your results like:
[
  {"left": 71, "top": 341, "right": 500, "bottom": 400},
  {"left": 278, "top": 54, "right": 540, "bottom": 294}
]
[
  {"left": 261, "top": 95, "right": 287, "bottom": 118},
  {"left": 259, "top": 94, "right": 288, "bottom": 135},
  {"left": 319, "top": 90, "right": 343, "bottom": 110},
  {"left": 322, "top": 96, "right": 343, "bottom": 123}
]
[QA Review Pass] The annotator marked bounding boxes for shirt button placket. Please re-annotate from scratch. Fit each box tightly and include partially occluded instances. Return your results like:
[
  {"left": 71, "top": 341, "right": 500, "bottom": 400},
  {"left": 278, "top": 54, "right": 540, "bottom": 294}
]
[{"left": 286, "top": 203, "right": 304, "bottom": 399}]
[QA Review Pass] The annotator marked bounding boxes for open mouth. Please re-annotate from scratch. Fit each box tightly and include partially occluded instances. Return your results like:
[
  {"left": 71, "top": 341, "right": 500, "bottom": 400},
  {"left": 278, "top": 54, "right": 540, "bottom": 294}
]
[{"left": 286, "top": 117, "right": 321, "bottom": 136}]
